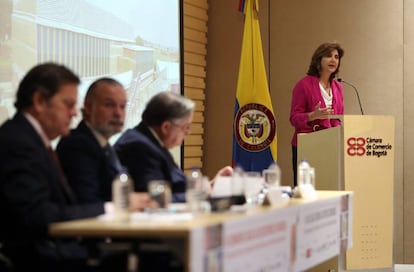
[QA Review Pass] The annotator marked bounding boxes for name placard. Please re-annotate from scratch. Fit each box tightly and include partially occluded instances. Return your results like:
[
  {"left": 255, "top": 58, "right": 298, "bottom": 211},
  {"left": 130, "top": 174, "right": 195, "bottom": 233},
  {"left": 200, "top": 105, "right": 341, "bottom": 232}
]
[{"left": 294, "top": 197, "right": 341, "bottom": 271}]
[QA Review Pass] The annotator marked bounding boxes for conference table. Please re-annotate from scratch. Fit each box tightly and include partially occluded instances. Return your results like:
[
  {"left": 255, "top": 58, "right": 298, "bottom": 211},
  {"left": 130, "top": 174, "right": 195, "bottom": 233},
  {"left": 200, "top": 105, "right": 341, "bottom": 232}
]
[{"left": 50, "top": 190, "right": 353, "bottom": 272}]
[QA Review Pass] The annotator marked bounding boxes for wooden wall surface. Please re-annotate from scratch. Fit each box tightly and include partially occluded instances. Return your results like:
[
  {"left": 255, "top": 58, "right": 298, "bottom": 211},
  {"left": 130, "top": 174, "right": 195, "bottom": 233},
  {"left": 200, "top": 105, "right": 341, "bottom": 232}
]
[{"left": 182, "top": 0, "right": 208, "bottom": 172}]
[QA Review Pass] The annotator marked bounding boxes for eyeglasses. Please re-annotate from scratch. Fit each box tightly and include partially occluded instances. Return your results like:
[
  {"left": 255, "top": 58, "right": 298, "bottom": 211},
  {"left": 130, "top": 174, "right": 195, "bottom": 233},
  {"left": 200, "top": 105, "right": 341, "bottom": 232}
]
[{"left": 171, "top": 121, "right": 191, "bottom": 133}]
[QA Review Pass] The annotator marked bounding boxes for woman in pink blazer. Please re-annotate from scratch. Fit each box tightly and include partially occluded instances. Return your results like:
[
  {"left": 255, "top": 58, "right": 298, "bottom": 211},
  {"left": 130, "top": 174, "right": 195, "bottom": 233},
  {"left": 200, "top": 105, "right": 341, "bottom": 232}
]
[{"left": 290, "top": 42, "right": 345, "bottom": 186}]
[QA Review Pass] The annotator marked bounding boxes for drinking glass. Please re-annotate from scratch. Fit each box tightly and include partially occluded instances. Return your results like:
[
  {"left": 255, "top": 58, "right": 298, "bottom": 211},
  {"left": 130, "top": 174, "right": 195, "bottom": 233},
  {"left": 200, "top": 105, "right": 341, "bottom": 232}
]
[
  {"left": 186, "top": 176, "right": 210, "bottom": 213},
  {"left": 262, "top": 168, "right": 281, "bottom": 187},
  {"left": 243, "top": 172, "right": 263, "bottom": 205},
  {"left": 148, "top": 180, "right": 172, "bottom": 209}
]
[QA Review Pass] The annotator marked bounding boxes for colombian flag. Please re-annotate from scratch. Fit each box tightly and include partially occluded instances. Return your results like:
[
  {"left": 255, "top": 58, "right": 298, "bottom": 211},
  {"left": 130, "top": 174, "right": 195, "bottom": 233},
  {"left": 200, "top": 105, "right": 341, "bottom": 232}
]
[{"left": 232, "top": 0, "right": 277, "bottom": 172}]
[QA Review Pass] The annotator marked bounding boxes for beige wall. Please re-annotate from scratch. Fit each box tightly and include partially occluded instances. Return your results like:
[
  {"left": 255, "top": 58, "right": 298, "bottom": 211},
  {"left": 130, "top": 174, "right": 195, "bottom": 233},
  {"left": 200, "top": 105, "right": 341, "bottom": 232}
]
[
  {"left": 203, "top": 0, "right": 269, "bottom": 174},
  {"left": 404, "top": 0, "right": 414, "bottom": 264},
  {"left": 204, "top": 0, "right": 414, "bottom": 264}
]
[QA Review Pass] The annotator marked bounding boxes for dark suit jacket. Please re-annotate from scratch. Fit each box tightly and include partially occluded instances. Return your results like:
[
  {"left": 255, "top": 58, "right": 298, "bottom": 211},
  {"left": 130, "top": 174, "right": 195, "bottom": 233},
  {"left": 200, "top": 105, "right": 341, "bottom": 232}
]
[
  {"left": 0, "top": 113, "right": 104, "bottom": 270},
  {"left": 57, "top": 121, "right": 118, "bottom": 203},
  {"left": 114, "top": 122, "right": 186, "bottom": 202}
]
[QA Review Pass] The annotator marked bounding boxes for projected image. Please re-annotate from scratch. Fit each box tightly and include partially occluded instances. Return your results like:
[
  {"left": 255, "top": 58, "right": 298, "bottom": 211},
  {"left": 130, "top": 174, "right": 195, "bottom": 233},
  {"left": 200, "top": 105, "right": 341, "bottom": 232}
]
[{"left": 0, "top": 0, "right": 181, "bottom": 132}]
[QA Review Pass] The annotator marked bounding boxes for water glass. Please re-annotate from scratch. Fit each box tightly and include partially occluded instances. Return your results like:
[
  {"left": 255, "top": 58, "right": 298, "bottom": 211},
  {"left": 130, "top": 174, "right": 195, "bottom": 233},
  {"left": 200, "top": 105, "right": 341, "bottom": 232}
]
[
  {"left": 243, "top": 172, "right": 263, "bottom": 205},
  {"left": 186, "top": 176, "right": 209, "bottom": 213},
  {"left": 148, "top": 180, "right": 172, "bottom": 209},
  {"left": 262, "top": 169, "right": 281, "bottom": 187}
]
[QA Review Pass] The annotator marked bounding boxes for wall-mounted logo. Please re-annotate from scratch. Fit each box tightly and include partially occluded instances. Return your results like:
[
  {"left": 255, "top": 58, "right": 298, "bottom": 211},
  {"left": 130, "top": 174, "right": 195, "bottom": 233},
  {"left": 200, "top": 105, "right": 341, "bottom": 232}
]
[
  {"left": 234, "top": 103, "right": 276, "bottom": 152},
  {"left": 347, "top": 137, "right": 366, "bottom": 156}
]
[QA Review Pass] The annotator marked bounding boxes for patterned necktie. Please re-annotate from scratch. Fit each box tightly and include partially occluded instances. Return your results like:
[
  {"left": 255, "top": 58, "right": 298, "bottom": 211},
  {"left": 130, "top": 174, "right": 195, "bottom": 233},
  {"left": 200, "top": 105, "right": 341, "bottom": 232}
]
[
  {"left": 104, "top": 144, "right": 123, "bottom": 173},
  {"left": 47, "top": 147, "right": 76, "bottom": 203}
]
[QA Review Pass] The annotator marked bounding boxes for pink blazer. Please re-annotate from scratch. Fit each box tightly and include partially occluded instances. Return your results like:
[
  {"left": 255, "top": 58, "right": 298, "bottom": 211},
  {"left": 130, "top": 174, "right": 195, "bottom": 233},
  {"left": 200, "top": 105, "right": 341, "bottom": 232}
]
[{"left": 290, "top": 75, "right": 344, "bottom": 146}]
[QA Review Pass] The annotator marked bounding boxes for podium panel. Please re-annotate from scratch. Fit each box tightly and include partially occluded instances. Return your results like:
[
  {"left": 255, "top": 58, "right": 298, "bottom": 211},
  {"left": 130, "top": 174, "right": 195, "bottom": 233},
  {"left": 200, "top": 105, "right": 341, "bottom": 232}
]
[
  {"left": 298, "top": 126, "right": 342, "bottom": 190},
  {"left": 298, "top": 115, "right": 394, "bottom": 271}
]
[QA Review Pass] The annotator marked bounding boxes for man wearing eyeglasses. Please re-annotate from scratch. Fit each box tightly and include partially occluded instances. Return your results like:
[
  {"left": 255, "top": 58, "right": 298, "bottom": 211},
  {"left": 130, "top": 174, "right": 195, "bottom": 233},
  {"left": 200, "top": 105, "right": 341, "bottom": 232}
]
[
  {"left": 114, "top": 91, "right": 194, "bottom": 202},
  {"left": 115, "top": 91, "right": 232, "bottom": 203},
  {"left": 114, "top": 91, "right": 232, "bottom": 271}
]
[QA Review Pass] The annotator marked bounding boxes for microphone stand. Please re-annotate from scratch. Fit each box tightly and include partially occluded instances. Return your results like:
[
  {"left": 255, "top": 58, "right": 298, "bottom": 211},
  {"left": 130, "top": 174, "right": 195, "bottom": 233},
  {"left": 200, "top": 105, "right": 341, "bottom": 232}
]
[{"left": 338, "top": 78, "right": 364, "bottom": 115}]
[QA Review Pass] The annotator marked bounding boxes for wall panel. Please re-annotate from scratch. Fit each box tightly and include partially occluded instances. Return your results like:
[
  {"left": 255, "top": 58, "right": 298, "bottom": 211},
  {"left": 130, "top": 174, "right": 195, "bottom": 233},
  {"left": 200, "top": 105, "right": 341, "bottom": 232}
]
[
  {"left": 403, "top": 0, "right": 414, "bottom": 264},
  {"left": 183, "top": 0, "right": 208, "bottom": 172}
]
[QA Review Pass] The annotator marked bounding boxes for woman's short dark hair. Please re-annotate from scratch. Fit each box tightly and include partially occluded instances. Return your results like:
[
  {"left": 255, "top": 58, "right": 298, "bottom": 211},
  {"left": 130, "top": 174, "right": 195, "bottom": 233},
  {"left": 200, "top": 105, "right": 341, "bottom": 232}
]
[
  {"left": 142, "top": 92, "right": 195, "bottom": 127},
  {"left": 307, "top": 42, "right": 345, "bottom": 80},
  {"left": 15, "top": 62, "right": 80, "bottom": 111}
]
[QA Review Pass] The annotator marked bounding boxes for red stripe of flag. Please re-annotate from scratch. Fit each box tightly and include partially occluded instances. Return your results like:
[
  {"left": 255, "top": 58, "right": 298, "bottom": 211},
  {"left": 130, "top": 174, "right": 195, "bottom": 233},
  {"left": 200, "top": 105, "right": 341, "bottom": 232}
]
[{"left": 238, "top": 0, "right": 245, "bottom": 13}]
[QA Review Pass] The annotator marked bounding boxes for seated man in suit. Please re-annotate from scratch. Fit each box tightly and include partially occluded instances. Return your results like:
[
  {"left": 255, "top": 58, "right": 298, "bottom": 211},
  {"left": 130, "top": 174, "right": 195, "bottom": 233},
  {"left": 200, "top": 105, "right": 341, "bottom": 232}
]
[
  {"left": 57, "top": 78, "right": 152, "bottom": 208},
  {"left": 0, "top": 63, "right": 143, "bottom": 272},
  {"left": 114, "top": 91, "right": 233, "bottom": 271},
  {"left": 115, "top": 91, "right": 233, "bottom": 202}
]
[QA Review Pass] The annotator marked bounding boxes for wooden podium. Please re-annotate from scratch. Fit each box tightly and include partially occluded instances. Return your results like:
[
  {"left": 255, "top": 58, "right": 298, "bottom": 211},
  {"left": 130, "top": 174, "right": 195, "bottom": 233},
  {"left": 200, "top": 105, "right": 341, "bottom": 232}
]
[{"left": 298, "top": 115, "right": 394, "bottom": 271}]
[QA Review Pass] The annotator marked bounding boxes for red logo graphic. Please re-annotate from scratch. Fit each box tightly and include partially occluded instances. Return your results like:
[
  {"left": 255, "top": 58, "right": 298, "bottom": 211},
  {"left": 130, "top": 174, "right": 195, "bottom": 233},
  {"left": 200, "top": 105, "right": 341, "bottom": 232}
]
[{"left": 347, "top": 137, "right": 366, "bottom": 156}]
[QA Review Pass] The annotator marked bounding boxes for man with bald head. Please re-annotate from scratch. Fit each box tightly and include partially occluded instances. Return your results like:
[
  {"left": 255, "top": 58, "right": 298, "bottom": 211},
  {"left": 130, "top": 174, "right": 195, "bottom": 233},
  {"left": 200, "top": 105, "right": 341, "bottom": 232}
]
[{"left": 57, "top": 78, "right": 152, "bottom": 207}]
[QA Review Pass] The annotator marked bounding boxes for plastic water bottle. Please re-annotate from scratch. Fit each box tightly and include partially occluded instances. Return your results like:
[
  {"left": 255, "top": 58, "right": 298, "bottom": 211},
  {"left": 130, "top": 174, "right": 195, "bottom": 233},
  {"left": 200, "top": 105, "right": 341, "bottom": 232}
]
[
  {"left": 297, "top": 159, "right": 312, "bottom": 186},
  {"left": 186, "top": 168, "right": 207, "bottom": 212},
  {"left": 297, "top": 159, "right": 317, "bottom": 199},
  {"left": 112, "top": 172, "right": 133, "bottom": 222}
]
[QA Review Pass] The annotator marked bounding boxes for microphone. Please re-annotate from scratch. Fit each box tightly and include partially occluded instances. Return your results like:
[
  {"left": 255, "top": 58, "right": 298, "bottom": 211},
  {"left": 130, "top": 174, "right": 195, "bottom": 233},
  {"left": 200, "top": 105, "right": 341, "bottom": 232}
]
[{"left": 337, "top": 78, "right": 364, "bottom": 115}]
